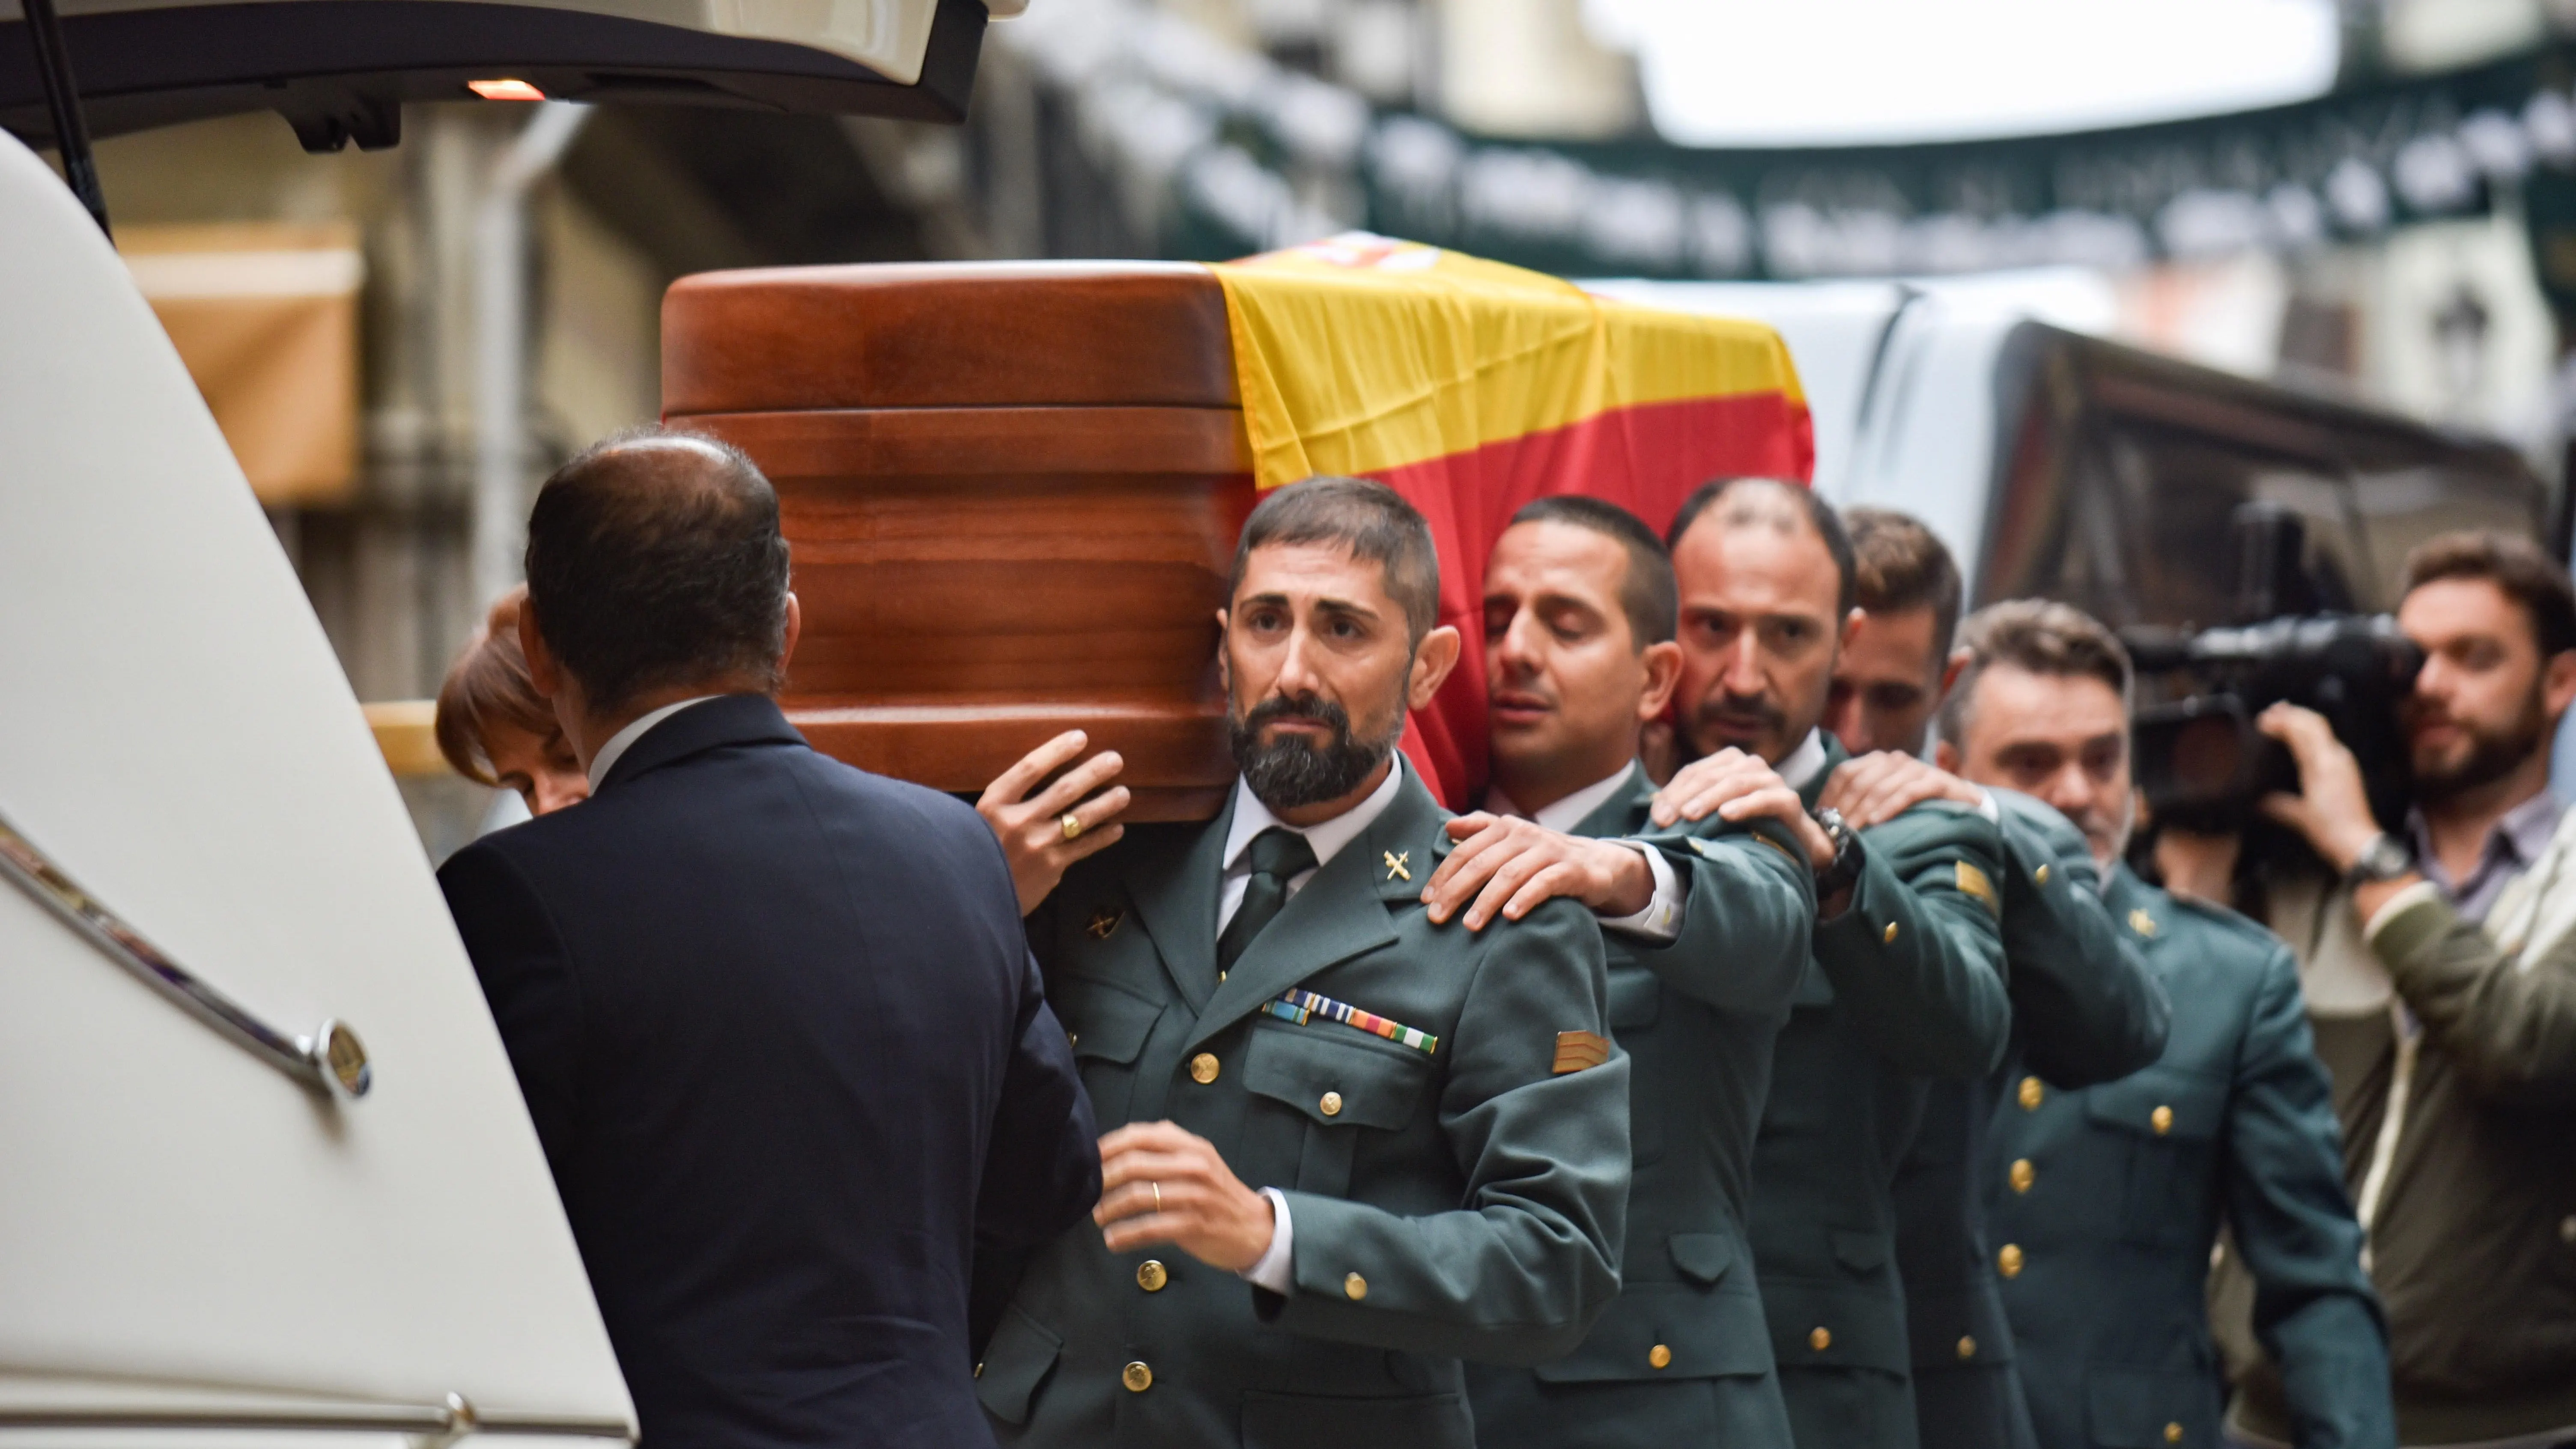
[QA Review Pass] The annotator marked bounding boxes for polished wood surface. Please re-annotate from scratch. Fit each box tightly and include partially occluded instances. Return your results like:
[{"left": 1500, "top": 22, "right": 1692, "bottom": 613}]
[{"left": 665, "top": 262, "right": 1255, "bottom": 818}]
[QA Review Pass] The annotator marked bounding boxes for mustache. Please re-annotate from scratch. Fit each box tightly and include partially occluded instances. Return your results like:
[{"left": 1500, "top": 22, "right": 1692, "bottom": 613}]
[
  {"left": 1242, "top": 692, "right": 1354, "bottom": 734},
  {"left": 1695, "top": 692, "right": 1786, "bottom": 731}
]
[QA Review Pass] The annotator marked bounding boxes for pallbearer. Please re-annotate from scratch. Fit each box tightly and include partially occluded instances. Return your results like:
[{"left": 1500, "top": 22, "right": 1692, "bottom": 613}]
[
  {"left": 1647, "top": 478, "right": 2011, "bottom": 1449},
  {"left": 977, "top": 478, "right": 1631, "bottom": 1449},
  {"left": 1417, "top": 497, "right": 1813, "bottom": 1446}
]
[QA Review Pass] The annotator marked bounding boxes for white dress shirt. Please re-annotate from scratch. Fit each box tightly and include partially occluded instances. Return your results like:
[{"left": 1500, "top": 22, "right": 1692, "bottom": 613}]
[
  {"left": 586, "top": 695, "right": 722, "bottom": 791},
  {"left": 1217, "top": 757, "right": 1410, "bottom": 1296},
  {"left": 1484, "top": 765, "right": 1683, "bottom": 942}
]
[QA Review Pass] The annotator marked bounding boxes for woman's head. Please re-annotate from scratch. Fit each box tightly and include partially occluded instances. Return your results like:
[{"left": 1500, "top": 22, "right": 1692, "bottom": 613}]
[{"left": 435, "top": 588, "right": 590, "bottom": 816}]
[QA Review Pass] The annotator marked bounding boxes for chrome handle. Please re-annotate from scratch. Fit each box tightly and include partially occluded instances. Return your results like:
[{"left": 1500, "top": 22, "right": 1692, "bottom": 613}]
[{"left": 0, "top": 805, "right": 370, "bottom": 1100}]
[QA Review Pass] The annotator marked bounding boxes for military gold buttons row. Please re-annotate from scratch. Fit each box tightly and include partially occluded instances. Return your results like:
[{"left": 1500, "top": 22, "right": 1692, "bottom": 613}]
[
  {"left": 2015, "top": 1073, "right": 2175, "bottom": 1134},
  {"left": 1187, "top": 1051, "right": 1345, "bottom": 1118}
]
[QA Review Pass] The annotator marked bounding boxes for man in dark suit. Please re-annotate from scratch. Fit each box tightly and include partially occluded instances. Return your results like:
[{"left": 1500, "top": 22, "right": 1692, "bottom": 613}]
[{"left": 438, "top": 430, "right": 1101, "bottom": 1449}]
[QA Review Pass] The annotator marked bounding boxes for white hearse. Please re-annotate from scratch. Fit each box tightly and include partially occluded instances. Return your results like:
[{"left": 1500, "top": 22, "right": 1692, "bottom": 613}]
[{"left": 0, "top": 3, "right": 1003, "bottom": 1444}]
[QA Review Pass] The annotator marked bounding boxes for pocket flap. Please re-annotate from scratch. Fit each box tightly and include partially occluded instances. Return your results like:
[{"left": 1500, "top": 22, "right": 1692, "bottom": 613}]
[
  {"left": 1607, "top": 967, "right": 1661, "bottom": 1029},
  {"left": 1058, "top": 978, "right": 1163, "bottom": 1066},
  {"left": 2084, "top": 1065, "right": 2224, "bottom": 1142},
  {"left": 1532, "top": 1281, "right": 1775, "bottom": 1381},
  {"left": 1667, "top": 1232, "right": 1736, "bottom": 1286},
  {"left": 2084, "top": 1365, "right": 2210, "bottom": 1448},
  {"left": 1243, "top": 1390, "right": 1473, "bottom": 1449},
  {"left": 1243, "top": 1023, "right": 1431, "bottom": 1130},
  {"left": 1831, "top": 1229, "right": 1889, "bottom": 1273},
  {"left": 973, "top": 1306, "right": 1061, "bottom": 1426}
]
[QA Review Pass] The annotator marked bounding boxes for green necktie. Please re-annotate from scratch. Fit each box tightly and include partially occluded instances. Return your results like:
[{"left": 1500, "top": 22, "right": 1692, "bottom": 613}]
[{"left": 1218, "top": 826, "right": 1318, "bottom": 976}]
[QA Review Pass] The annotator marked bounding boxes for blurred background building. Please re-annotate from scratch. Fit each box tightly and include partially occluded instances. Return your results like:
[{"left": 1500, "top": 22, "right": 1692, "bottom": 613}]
[{"left": 73, "top": 0, "right": 2576, "bottom": 852}]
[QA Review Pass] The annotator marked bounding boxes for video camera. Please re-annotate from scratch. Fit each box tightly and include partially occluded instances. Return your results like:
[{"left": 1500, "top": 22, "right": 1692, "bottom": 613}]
[{"left": 2122, "top": 504, "right": 2423, "bottom": 832}]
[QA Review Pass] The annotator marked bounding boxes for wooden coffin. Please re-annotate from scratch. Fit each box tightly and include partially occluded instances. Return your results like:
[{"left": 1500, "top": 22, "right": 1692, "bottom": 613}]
[{"left": 662, "top": 262, "right": 1252, "bottom": 820}]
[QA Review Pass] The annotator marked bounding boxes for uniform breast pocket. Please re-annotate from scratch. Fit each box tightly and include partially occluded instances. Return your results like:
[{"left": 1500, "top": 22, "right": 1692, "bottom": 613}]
[
  {"left": 1240, "top": 1024, "right": 1434, "bottom": 1199},
  {"left": 2084, "top": 1066, "right": 2226, "bottom": 1246},
  {"left": 1055, "top": 977, "right": 1166, "bottom": 1128}
]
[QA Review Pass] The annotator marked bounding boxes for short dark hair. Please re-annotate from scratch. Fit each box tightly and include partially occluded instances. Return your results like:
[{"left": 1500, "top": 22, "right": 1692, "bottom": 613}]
[
  {"left": 523, "top": 427, "right": 793, "bottom": 716},
  {"left": 1938, "top": 598, "right": 2132, "bottom": 749},
  {"left": 1666, "top": 477, "right": 1856, "bottom": 619},
  {"left": 1507, "top": 495, "right": 1677, "bottom": 647},
  {"left": 1845, "top": 507, "right": 1963, "bottom": 659},
  {"left": 2401, "top": 530, "right": 2576, "bottom": 659},
  {"left": 1231, "top": 477, "right": 1440, "bottom": 643}
]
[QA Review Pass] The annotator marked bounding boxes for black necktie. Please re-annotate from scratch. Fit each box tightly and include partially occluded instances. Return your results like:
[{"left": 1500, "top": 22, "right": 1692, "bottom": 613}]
[{"left": 1218, "top": 826, "right": 1318, "bottom": 976}]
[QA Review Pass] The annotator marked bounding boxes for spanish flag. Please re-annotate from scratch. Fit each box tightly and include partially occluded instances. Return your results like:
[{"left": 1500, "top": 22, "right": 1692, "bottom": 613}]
[{"left": 1211, "top": 234, "right": 1813, "bottom": 809}]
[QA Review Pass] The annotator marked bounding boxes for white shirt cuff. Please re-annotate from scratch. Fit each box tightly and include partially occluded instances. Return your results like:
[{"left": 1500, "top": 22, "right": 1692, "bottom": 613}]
[
  {"left": 1597, "top": 840, "right": 1683, "bottom": 943},
  {"left": 2362, "top": 879, "right": 2443, "bottom": 945},
  {"left": 1241, "top": 1187, "right": 1294, "bottom": 1293},
  {"left": 1975, "top": 787, "right": 2001, "bottom": 824}
]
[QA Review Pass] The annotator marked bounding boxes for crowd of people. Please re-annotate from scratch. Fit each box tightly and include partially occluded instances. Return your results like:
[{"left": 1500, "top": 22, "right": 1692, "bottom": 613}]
[{"left": 430, "top": 427, "right": 2576, "bottom": 1449}]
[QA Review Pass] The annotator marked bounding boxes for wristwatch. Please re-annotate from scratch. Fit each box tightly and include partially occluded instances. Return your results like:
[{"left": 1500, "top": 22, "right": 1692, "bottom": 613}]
[
  {"left": 2343, "top": 832, "right": 2415, "bottom": 887},
  {"left": 1810, "top": 805, "right": 1866, "bottom": 902}
]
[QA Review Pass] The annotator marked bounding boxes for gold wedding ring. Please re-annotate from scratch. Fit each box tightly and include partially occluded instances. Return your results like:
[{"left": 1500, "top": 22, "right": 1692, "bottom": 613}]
[
  {"left": 1151, "top": 1181, "right": 1163, "bottom": 1214},
  {"left": 1061, "top": 812, "right": 1084, "bottom": 842}
]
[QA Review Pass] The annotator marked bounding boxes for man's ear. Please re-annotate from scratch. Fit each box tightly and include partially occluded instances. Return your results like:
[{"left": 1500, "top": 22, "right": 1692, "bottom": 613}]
[
  {"left": 1933, "top": 738, "right": 1960, "bottom": 772},
  {"left": 519, "top": 603, "right": 561, "bottom": 700},
  {"left": 1214, "top": 608, "right": 1231, "bottom": 694},
  {"left": 1838, "top": 605, "right": 1868, "bottom": 658},
  {"left": 2544, "top": 649, "right": 2576, "bottom": 725},
  {"left": 778, "top": 592, "right": 803, "bottom": 679},
  {"left": 1407, "top": 625, "right": 1463, "bottom": 710},
  {"left": 1637, "top": 639, "right": 1685, "bottom": 722},
  {"left": 1939, "top": 646, "right": 1970, "bottom": 701}
]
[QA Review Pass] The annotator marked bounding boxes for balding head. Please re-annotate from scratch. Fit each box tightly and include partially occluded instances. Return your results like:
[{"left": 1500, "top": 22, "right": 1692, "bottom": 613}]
[
  {"left": 1666, "top": 477, "right": 1855, "bottom": 619},
  {"left": 522, "top": 426, "right": 793, "bottom": 716}
]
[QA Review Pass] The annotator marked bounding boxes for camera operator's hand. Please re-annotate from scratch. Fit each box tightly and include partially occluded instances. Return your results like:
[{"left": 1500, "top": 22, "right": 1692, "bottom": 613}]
[
  {"left": 2254, "top": 703, "right": 2384, "bottom": 874},
  {"left": 1818, "top": 751, "right": 1986, "bottom": 832}
]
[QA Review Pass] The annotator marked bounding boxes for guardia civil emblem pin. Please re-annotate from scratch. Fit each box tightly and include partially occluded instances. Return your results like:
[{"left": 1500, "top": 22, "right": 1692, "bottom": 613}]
[
  {"left": 1383, "top": 850, "right": 1411, "bottom": 882},
  {"left": 1086, "top": 906, "right": 1124, "bottom": 940}
]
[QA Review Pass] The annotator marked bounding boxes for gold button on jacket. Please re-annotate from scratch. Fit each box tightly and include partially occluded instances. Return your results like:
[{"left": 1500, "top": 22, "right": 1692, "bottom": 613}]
[
  {"left": 1189, "top": 1052, "right": 1219, "bottom": 1084},
  {"left": 1319, "top": 1090, "right": 1343, "bottom": 1116},
  {"left": 1808, "top": 1326, "right": 1832, "bottom": 1351},
  {"left": 1136, "top": 1259, "right": 1167, "bottom": 1292},
  {"left": 1343, "top": 1272, "right": 1367, "bottom": 1300},
  {"left": 1882, "top": 921, "right": 1900, "bottom": 943},
  {"left": 1647, "top": 1343, "right": 1672, "bottom": 1369},
  {"left": 2010, "top": 1158, "right": 2035, "bottom": 1193},
  {"left": 2164, "top": 1424, "right": 2182, "bottom": 1443},
  {"left": 2151, "top": 1104, "right": 2174, "bottom": 1135},
  {"left": 1998, "top": 1243, "right": 2024, "bottom": 1278},
  {"left": 1956, "top": 1336, "right": 1976, "bottom": 1360},
  {"left": 1121, "top": 1361, "right": 1153, "bottom": 1393},
  {"left": 2018, "top": 1075, "right": 2044, "bottom": 1110}
]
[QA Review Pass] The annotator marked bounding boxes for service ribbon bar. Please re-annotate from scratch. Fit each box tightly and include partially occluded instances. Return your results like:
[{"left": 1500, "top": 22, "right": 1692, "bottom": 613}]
[{"left": 1274, "top": 989, "right": 1440, "bottom": 1056}]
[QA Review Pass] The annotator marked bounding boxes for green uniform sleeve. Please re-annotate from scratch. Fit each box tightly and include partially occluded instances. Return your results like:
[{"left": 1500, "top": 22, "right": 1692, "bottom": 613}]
[
  {"left": 1258, "top": 896, "right": 1630, "bottom": 1366},
  {"left": 2221, "top": 933, "right": 2395, "bottom": 1449},
  {"left": 1627, "top": 814, "right": 1815, "bottom": 1014},
  {"left": 1811, "top": 801, "right": 2010, "bottom": 1080},
  {"left": 1992, "top": 790, "right": 2170, "bottom": 1088},
  {"left": 2370, "top": 891, "right": 2576, "bottom": 1106}
]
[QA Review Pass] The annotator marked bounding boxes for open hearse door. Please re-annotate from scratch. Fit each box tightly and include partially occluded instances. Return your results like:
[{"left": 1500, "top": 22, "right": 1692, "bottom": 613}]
[{"left": 0, "top": 0, "right": 1004, "bottom": 1443}]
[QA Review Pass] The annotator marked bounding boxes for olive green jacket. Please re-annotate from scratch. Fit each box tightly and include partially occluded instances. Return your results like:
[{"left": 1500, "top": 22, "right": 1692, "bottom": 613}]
[
  {"left": 1896, "top": 791, "right": 2171, "bottom": 1449},
  {"left": 978, "top": 767, "right": 1631, "bottom": 1449},
  {"left": 1469, "top": 763, "right": 1816, "bottom": 1449},
  {"left": 1989, "top": 868, "right": 2389, "bottom": 1449},
  {"left": 1756, "top": 735, "right": 2013, "bottom": 1449}
]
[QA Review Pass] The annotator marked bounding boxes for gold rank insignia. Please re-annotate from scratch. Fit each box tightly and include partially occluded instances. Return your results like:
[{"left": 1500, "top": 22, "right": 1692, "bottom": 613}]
[
  {"left": 1955, "top": 860, "right": 2000, "bottom": 916},
  {"left": 1553, "top": 1030, "right": 1611, "bottom": 1075},
  {"left": 2129, "top": 907, "right": 2158, "bottom": 938},
  {"left": 1086, "top": 906, "right": 1124, "bottom": 940},
  {"left": 1384, "top": 850, "right": 1411, "bottom": 882}
]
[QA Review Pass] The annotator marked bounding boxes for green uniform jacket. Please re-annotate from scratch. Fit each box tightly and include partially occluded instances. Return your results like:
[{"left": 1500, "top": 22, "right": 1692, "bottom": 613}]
[
  {"left": 1897, "top": 791, "right": 2171, "bottom": 1449},
  {"left": 1469, "top": 763, "right": 1816, "bottom": 1449},
  {"left": 1758, "top": 735, "right": 2013, "bottom": 1449},
  {"left": 1986, "top": 868, "right": 2391, "bottom": 1449},
  {"left": 978, "top": 768, "right": 1631, "bottom": 1449}
]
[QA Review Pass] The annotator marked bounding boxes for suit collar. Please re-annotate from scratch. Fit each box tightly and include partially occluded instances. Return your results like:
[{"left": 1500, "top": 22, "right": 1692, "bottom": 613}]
[
  {"left": 1793, "top": 730, "right": 1849, "bottom": 810},
  {"left": 2104, "top": 864, "right": 2168, "bottom": 941},
  {"left": 1567, "top": 761, "right": 1652, "bottom": 839},
  {"left": 1124, "top": 792, "right": 1236, "bottom": 1014},
  {"left": 1184, "top": 767, "right": 1444, "bottom": 1051},
  {"left": 1487, "top": 761, "right": 1641, "bottom": 837},
  {"left": 594, "top": 693, "right": 805, "bottom": 792}
]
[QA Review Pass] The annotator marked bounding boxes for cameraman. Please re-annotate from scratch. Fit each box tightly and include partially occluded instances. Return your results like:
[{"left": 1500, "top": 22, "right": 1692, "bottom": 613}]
[{"left": 2192, "top": 531, "right": 2576, "bottom": 1449}]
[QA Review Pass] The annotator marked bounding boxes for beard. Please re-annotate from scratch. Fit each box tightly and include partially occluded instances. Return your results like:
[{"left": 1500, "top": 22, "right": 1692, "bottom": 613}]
[
  {"left": 1230, "top": 689, "right": 1404, "bottom": 811},
  {"left": 2078, "top": 787, "right": 2138, "bottom": 873},
  {"left": 1689, "top": 690, "right": 1791, "bottom": 757},
  {"left": 2409, "top": 688, "right": 2550, "bottom": 801}
]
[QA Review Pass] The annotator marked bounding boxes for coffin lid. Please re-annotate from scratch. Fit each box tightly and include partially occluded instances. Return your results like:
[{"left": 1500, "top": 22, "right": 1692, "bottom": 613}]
[
  {"left": 0, "top": 127, "right": 632, "bottom": 1440},
  {"left": 0, "top": 0, "right": 1007, "bottom": 150},
  {"left": 662, "top": 260, "right": 1241, "bottom": 414}
]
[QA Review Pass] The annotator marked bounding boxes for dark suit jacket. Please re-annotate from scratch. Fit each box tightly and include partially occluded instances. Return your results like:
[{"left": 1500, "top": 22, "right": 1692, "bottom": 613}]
[{"left": 439, "top": 694, "right": 1100, "bottom": 1449}]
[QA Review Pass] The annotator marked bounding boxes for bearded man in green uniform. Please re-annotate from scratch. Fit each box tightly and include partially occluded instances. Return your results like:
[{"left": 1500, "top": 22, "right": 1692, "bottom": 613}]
[
  {"left": 973, "top": 477, "right": 1631, "bottom": 1449},
  {"left": 1404, "top": 496, "right": 1814, "bottom": 1446},
  {"left": 1947, "top": 600, "right": 2391, "bottom": 1449},
  {"left": 1643, "top": 477, "right": 2012, "bottom": 1449}
]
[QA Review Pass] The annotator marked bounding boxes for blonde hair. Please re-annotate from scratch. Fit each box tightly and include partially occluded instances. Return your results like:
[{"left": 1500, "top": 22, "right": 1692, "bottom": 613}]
[{"left": 434, "top": 587, "right": 560, "bottom": 786}]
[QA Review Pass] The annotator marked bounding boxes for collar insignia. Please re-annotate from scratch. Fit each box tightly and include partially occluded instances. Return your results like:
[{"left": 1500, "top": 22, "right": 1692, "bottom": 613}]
[
  {"left": 1383, "top": 850, "right": 1412, "bottom": 883},
  {"left": 1086, "top": 906, "right": 1124, "bottom": 940},
  {"left": 2129, "top": 907, "right": 2158, "bottom": 938}
]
